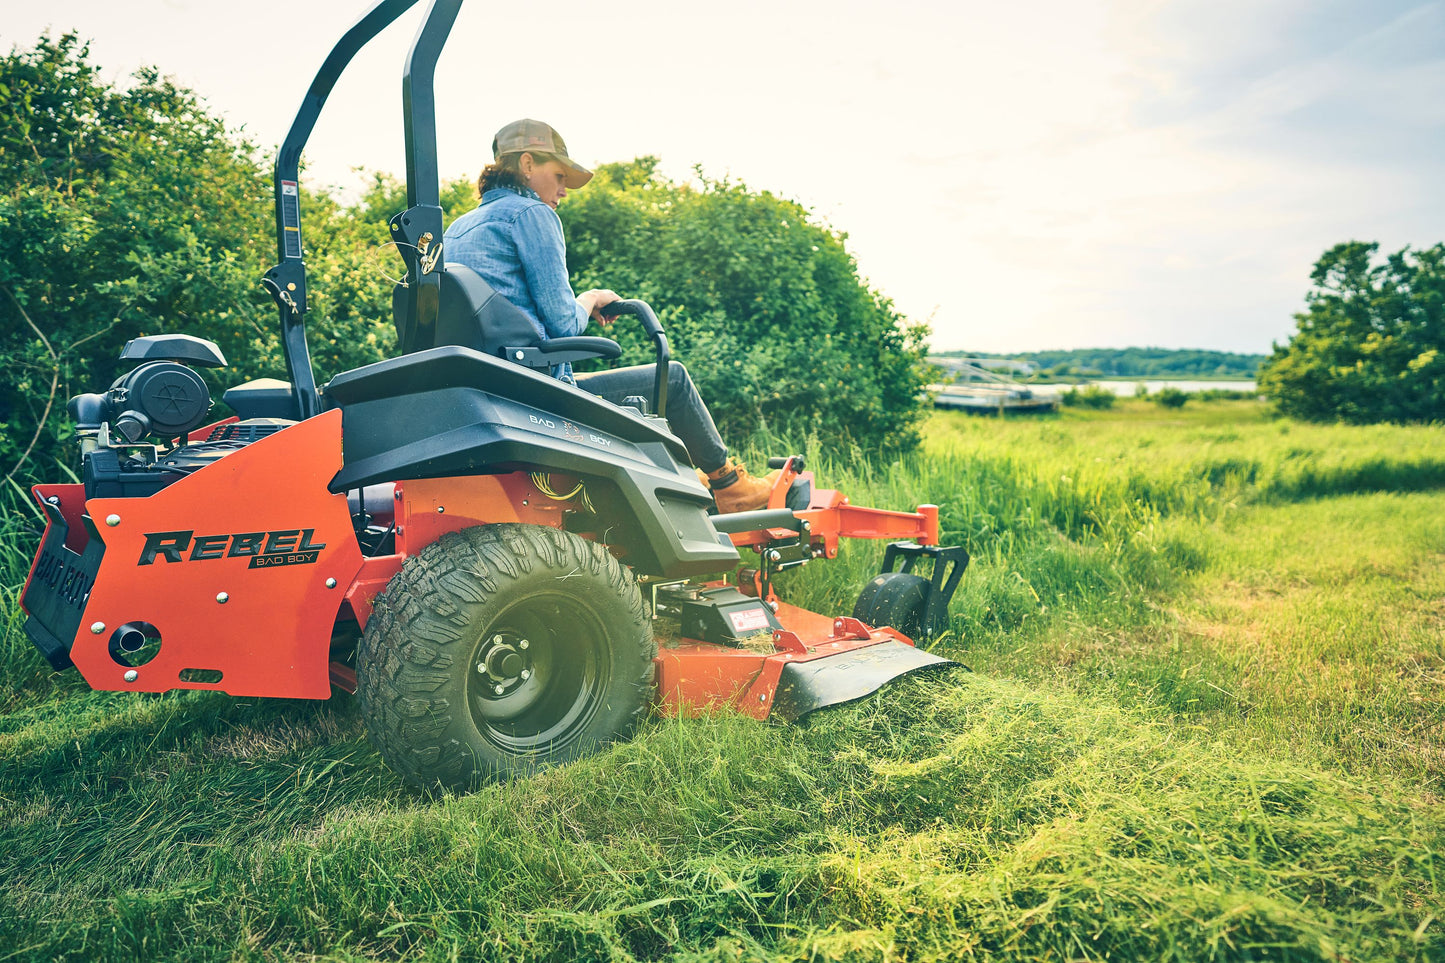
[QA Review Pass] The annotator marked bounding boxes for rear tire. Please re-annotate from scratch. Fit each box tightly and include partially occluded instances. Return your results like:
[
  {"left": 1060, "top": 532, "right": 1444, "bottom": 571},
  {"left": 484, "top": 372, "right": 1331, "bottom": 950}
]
[
  {"left": 853, "top": 571, "right": 932, "bottom": 641},
  {"left": 357, "top": 524, "right": 655, "bottom": 790}
]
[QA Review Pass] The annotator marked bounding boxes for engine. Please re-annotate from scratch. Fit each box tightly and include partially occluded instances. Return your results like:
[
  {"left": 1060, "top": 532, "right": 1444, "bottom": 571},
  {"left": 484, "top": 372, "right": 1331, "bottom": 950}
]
[{"left": 66, "top": 334, "right": 290, "bottom": 499}]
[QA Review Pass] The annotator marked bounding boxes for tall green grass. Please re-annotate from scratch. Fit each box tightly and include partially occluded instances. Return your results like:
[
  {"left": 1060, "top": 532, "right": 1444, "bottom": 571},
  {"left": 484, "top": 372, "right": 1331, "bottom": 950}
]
[{"left": 759, "top": 402, "right": 1445, "bottom": 636}]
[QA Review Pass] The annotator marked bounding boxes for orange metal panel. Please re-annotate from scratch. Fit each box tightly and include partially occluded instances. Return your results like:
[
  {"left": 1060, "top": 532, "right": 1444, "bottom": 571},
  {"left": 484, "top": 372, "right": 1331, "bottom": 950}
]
[
  {"left": 654, "top": 644, "right": 774, "bottom": 719},
  {"left": 727, "top": 483, "right": 935, "bottom": 557},
  {"left": 187, "top": 416, "right": 239, "bottom": 442},
  {"left": 68, "top": 410, "right": 364, "bottom": 699},
  {"left": 343, "top": 556, "right": 404, "bottom": 627},
  {"left": 395, "top": 474, "right": 563, "bottom": 555},
  {"left": 654, "top": 602, "right": 917, "bottom": 720}
]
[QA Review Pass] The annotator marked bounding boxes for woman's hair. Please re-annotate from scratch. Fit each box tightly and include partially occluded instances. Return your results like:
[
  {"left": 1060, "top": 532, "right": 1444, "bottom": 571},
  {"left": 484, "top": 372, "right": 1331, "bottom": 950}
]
[{"left": 478, "top": 150, "right": 556, "bottom": 196}]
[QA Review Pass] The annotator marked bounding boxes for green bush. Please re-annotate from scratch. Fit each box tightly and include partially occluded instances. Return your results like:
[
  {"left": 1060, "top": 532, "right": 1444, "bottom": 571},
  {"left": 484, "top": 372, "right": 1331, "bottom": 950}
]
[
  {"left": 1195, "top": 387, "right": 1256, "bottom": 401},
  {"left": 0, "top": 34, "right": 275, "bottom": 483},
  {"left": 1060, "top": 384, "right": 1116, "bottom": 409},
  {"left": 560, "top": 160, "right": 931, "bottom": 453},
  {"left": 1154, "top": 386, "right": 1189, "bottom": 408}
]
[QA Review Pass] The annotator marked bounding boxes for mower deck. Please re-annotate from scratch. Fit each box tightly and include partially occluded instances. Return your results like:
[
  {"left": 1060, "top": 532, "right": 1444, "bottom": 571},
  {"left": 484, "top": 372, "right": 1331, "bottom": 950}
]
[{"left": 655, "top": 597, "right": 952, "bottom": 722}]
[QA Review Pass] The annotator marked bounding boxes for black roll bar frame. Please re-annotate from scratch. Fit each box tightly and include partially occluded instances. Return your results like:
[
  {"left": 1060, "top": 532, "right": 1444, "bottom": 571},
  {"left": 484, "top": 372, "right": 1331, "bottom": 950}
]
[{"left": 261, "top": 0, "right": 461, "bottom": 419}]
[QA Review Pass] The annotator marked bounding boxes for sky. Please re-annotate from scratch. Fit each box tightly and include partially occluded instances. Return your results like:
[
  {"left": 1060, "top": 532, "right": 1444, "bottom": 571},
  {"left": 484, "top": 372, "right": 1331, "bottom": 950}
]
[{"left": 4, "top": 0, "right": 1442, "bottom": 354}]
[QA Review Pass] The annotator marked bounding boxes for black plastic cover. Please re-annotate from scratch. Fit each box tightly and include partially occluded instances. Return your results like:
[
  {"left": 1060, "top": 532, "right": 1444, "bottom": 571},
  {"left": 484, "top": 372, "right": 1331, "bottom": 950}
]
[
  {"left": 676, "top": 586, "right": 783, "bottom": 645},
  {"left": 119, "top": 334, "right": 227, "bottom": 368},
  {"left": 83, "top": 449, "right": 173, "bottom": 500},
  {"left": 770, "top": 641, "right": 958, "bottom": 723},
  {"left": 323, "top": 346, "right": 739, "bottom": 578},
  {"left": 21, "top": 504, "right": 106, "bottom": 672},
  {"left": 111, "top": 362, "right": 212, "bottom": 438},
  {"left": 81, "top": 441, "right": 250, "bottom": 500},
  {"left": 404, "top": 262, "right": 536, "bottom": 356},
  {"left": 223, "top": 378, "right": 299, "bottom": 420}
]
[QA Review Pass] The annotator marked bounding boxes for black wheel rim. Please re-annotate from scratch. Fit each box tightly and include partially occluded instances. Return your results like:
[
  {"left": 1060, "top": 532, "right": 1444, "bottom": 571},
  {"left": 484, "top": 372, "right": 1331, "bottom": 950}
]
[{"left": 466, "top": 591, "right": 610, "bottom": 756}]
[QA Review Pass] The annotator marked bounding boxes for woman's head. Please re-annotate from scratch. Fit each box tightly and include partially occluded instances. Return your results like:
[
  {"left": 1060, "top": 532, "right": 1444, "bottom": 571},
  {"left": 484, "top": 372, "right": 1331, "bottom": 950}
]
[{"left": 478, "top": 119, "right": 591, "bottom": 209}]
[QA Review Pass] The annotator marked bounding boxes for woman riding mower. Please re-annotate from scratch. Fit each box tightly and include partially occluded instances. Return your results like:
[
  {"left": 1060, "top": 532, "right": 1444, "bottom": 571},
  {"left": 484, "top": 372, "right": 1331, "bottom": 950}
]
[{"left": 443, "top": 118, "right": 777, "bottom": 514}]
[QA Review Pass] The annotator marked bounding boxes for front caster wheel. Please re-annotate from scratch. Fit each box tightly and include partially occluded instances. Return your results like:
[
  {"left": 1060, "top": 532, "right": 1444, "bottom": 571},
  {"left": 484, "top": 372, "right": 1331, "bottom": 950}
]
[{"left": 357, "top": 524, "right": 655, "bottom": 791}]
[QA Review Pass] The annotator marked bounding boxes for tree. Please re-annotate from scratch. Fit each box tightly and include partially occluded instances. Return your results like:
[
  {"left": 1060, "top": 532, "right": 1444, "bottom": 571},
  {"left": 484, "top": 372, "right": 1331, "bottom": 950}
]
[
  {"left": 0, "top": 37, "right": 930, "bottom": 489},
  {"left": 1259, "top": 242, "right": 1445, "bottom": 423},
  {"left": 0, "top": 37, "right": 418, "bottom": 482},
  {"left": 0, "top": 34, "right": 276, "bottom": 482},
  {"left": 561, "top": 160, "right": 931, "bottom": 453}
]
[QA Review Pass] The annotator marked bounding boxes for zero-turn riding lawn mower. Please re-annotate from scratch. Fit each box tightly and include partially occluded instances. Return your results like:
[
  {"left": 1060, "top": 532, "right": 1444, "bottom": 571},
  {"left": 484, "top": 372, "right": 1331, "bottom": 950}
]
[{"left": 19, "top": 0, "right": 969, "bottom": 790}]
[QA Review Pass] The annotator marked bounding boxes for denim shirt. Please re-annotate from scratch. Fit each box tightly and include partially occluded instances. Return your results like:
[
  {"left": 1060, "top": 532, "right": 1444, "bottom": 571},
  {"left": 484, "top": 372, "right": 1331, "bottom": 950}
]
[{"left": 443, "top": 185, "right": 589, "bottom": 381}]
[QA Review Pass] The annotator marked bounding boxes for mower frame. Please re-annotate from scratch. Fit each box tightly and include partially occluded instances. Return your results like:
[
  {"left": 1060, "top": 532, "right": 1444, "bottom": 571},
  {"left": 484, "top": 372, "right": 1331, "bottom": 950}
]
[{"left": 18, "top": 0, "right": 969, "bottom": 789}]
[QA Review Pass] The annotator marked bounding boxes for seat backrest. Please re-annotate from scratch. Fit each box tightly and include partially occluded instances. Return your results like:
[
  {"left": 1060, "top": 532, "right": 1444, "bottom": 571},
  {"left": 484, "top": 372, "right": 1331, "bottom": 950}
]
[{"left": 391, "top": 263, "right": 541, "bottom": 356}]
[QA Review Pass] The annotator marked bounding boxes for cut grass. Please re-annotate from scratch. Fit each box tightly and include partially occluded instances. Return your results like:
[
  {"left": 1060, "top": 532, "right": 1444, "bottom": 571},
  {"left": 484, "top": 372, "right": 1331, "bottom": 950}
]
[
  {"left": 2, "top": 400, "right": 1443, "bottom": 960},
  {"left": 1, "top": 675, "right": 1439, "bottom": 961}
]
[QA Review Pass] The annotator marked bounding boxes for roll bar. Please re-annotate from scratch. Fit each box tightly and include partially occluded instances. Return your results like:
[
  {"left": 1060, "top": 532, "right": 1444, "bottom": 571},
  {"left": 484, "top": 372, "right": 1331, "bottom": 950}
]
[{"left": 261, "top": 0, "right": 462, "bottom": 419}]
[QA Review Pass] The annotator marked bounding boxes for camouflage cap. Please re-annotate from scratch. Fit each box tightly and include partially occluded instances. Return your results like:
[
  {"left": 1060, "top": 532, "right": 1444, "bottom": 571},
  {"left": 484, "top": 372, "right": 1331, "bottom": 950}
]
[{"left": 492, "top": 118, "right": 593, "bottom": 189}]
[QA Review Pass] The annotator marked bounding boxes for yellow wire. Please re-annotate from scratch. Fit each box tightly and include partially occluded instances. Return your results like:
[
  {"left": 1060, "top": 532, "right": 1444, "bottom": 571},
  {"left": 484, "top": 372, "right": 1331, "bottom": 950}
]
[{"left": 529, "top": 472, "right": 587, "bottom": 504}]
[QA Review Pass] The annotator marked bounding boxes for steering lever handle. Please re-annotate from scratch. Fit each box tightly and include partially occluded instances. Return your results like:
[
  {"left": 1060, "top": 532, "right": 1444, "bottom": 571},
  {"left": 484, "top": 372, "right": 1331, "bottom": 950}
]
[{"left": 598, "top": 298, "right": 670, "bottom": 419}]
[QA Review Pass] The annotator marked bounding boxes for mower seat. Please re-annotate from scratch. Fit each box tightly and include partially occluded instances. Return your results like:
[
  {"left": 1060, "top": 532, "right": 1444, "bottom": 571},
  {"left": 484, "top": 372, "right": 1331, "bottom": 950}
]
[{"left": 393, "top": 263, "right": 621, "bottom": 369}]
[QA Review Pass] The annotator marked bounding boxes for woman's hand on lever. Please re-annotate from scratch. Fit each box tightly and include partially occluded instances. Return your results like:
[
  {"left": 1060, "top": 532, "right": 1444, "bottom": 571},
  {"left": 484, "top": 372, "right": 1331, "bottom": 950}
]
[{"left": 579, "top": 289, "right": 622, "bottom": 326}]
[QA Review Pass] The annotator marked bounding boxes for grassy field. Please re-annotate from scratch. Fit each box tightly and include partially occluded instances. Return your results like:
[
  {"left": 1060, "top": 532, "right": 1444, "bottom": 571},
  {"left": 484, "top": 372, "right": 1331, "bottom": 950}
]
[{"left": 2, "top": 399, "right": 1442, "bottom": 961}]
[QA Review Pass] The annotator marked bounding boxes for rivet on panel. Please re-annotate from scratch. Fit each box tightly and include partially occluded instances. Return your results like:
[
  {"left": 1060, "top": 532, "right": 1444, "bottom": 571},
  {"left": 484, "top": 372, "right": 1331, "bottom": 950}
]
[
  {"left": 436, "top": 506, "right": 445, "bottom": 513},
  {"left": 124, "top": 670, "right": 138, "bottom": 683},
  {"left": 105, "top": 514, "right": 121, "bottom": 527},
  {"left": 325, "top": 578, "right": 337, "bottom": 589},
  {"left": 90, "top": 622, "right": 106, "bottom": 635},
  {"left": 216, "top": 592, "right": 229, "bottom": 604}
]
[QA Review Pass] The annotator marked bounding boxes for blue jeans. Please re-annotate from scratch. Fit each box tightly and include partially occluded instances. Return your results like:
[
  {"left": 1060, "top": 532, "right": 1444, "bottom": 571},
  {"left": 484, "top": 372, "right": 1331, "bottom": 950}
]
[{"left": 575, "top": 361, "right": 727, "bottom": 472}]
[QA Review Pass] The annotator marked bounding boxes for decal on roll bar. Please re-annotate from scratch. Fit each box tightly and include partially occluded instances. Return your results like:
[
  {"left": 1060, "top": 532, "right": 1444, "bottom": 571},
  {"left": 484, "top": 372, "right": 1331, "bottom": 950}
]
[{"left": 281, "top": 180, "right": 302, "bottom": 259}]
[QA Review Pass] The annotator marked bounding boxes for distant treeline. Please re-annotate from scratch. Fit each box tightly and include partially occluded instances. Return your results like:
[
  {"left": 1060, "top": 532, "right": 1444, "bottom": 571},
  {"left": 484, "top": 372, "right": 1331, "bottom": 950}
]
[{"left": 933, "top": 347, "right": 1264, "bottom": 379}]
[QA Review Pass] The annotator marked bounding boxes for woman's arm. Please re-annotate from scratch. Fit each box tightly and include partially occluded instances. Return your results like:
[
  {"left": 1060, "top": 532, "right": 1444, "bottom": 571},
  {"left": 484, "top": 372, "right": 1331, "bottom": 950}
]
[{"left": 514, "top": 204, "right": 592, "bottom": 339}]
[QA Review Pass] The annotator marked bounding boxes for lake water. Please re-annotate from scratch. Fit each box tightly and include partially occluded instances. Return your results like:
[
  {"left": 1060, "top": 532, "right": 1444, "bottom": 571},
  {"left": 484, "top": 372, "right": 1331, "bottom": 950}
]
[{"left": 1031, "top": 380, "right": 1257, "bottom": 397}]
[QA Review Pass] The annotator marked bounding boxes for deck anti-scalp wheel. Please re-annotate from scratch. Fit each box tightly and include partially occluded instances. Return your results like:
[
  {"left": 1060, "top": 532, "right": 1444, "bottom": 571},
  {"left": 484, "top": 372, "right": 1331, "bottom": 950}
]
[
  {"left": 853, "top": 571, "right": 933, "bottom": 641},
  {"left": 357, "top": 523, "right": 655, "bottom": 790}
]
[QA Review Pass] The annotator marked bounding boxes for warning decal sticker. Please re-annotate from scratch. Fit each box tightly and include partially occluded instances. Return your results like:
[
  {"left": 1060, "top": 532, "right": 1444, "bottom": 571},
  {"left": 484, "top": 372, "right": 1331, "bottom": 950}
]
[{"left": 728, "top": 607, "right": 773, "bottom": 633}]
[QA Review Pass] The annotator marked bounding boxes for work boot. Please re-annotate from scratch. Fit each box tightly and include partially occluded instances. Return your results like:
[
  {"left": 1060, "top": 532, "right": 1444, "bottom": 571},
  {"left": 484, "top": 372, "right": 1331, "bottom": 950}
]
[{"left": 706, "top": 459, "right": 781, "bottom": 514}]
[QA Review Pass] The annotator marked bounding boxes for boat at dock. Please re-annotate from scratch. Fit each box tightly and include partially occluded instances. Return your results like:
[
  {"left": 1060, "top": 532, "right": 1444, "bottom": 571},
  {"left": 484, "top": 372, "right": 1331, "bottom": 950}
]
[{"left": 929, "top": 362, "right": 1060, "bottom": 413}]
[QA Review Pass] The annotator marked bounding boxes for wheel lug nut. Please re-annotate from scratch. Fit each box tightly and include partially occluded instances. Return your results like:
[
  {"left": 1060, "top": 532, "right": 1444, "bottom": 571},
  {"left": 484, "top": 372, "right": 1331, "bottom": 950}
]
[
  {"left": 494, "top": 684, "right": 505, "bottom": 695},
  {"left": 520, "top": 669, "right": 531, "bottom": 680},
  {"left": 492, "top": 635, "right": 503, "bottom": 645},
  {"left": 518, "top": 639, "right": 529, "bottom": 650}
]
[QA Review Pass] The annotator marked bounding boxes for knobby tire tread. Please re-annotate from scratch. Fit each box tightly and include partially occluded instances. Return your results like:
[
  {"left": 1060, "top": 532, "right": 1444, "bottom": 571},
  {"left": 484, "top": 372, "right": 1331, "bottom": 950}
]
[{"left": 357, "top": 524, "right": 655, "bottom": 790}]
